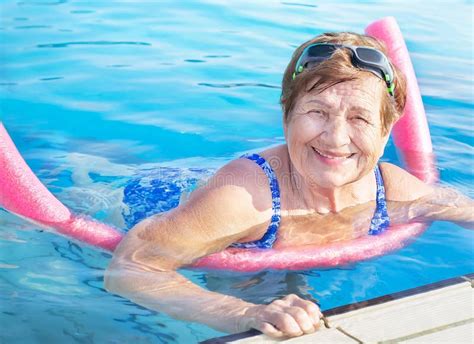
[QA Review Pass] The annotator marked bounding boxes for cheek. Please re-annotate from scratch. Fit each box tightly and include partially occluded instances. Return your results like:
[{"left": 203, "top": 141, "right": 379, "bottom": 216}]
[
  {"left": 353, "top": 127, "right": 385, "bottom": 157},
  {"left": 288, "top": 116, "right": 321, "bottom": 143},
  {"left": 286, "top": 117, "right": 319, "bottom": 168}
]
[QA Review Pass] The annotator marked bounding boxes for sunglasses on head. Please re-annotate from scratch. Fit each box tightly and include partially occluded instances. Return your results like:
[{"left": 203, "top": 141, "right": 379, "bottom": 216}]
[{"left": 293, "top": 43, "right": 395, "bottom": 96}]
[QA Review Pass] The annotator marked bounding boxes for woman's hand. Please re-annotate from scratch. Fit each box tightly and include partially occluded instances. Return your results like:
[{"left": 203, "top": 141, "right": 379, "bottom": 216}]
[{"left": 239, "top": 294, "right": 324, "bottom": 338}]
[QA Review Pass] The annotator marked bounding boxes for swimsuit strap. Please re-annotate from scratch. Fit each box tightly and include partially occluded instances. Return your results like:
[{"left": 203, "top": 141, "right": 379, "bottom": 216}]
[
  {"left": 368, "top": 164, "right": 391, "bottom": 235},
  {"left": 231, "top": 157, "right": 388, "bottom": 247},
  {"left": 230, "top": 153, "right": 281, "bottom": 249}
]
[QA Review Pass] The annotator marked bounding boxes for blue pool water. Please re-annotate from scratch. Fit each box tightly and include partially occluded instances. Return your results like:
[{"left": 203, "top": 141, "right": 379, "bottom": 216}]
[{"left": 1, "top": 0, "right": 473, "bottom": 342}]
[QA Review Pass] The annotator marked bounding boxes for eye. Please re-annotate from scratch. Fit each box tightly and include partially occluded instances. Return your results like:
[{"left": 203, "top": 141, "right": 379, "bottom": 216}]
[
  {"left": 308, "top": 109, "right": 325, "bottom": 116},
  {"left": 352, "top": 115, "right": 370, "bottom": 124}
]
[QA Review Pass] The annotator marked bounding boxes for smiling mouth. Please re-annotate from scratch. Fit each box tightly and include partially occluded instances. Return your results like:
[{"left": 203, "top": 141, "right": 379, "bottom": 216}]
[{"left": 312, "top": 147, "right": 355, "bottom": 160}]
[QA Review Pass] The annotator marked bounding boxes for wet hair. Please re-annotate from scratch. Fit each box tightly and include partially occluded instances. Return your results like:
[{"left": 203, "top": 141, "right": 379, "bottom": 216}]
[{"left": 281, "top": 32, "right": 407, "bottom": 136}]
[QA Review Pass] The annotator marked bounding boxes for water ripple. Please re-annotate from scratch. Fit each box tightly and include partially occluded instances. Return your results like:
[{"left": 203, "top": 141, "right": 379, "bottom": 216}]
[
  {"left": 423, "top": 95, "right": 474, "bottom": 110},
  {"left": 15, "top": 25, "right": 51, "bottom": 29},
  {"left": 184, "top": 59, "right": 206, "bottom": 63},
  {"left": 37, "top": 41, "right": 151, "bottom": 48},
  {"left": 281, "top": 2, "right": 317, "bottom": 8},
  {"left": 106, "top": 64, "right": 131, "bottom": 68},
  {"left": 17, "top": 0, "right": 67, "bottom": 5},
  {"left": 39, "top": 76, "right": 63, "bottom": 81},
  {"left": 198, "top": 82, "right": 280, "bottom": 89},
  {"left": 70, "top": 10, "right": 94, "bottom": 14},
  {"left": 203, "top": 54, "right": 231, "bottom": 58}
]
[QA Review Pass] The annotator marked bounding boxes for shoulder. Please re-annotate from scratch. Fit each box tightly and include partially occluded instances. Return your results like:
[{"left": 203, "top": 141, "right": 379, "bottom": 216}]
[
  {"left": 379, "top": 162, "right": 434, "bottom": 202},
  {"left": 168, "top": 155, "right": 273, "bottom": 239},
  {"left": 190, "top": 155, "right": 274, "bottom": 212},
  {"left": 116, "top": 156, "right": 274, "bottom": 266}
]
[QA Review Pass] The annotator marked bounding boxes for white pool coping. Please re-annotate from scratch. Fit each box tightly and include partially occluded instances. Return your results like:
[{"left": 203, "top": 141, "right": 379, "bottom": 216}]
[{"left": 202, "top": 274, "right": 473, "bottom": 343}]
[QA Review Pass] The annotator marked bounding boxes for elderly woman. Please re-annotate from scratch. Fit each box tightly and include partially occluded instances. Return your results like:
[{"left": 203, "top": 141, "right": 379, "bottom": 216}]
[{"left": 104, "top": 32, "right": 473, "bottom": 338}]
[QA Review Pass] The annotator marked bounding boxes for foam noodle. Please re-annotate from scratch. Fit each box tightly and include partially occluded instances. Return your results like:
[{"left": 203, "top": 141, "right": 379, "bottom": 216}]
[
  {"left": 366, "top": 17, "right": 437, "bottom": 184},
  {"left": 193, "top": 224, "right": 426, "bottom": 272},
  {"left": 0, "top": 123, "right": 123, "bottom": 251},
  {"left": 0, "top": 17, "right": 436, "bottom": 271},
  {"left": 0, "top": 123, "right": 71, "bottom": 223}
]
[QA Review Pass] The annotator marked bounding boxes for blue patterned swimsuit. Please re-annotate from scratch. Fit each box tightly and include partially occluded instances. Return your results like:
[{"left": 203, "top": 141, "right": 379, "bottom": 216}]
[{"left": 230, "top": 153, "right": 390, "bottom": 249}]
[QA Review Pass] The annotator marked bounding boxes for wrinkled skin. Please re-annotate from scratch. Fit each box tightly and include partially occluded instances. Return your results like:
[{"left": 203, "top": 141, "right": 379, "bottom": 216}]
[{"left": 286, "top": 78, "right": 388, "bottom": 192}]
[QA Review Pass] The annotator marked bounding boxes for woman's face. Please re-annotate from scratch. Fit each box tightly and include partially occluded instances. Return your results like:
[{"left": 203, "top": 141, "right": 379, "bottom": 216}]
[{"left": 285, "top": 77, "right": 389, "bottom": 189}]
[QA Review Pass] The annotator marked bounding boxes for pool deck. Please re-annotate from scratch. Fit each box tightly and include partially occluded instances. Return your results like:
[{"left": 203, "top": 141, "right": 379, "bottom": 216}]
[{"left": 202, "top": 273, "right": 473, "bottom": 343}]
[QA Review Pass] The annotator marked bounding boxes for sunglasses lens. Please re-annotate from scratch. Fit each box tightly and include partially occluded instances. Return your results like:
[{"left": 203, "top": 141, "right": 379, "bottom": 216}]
[
  {"left": 308, "top": 44, "right": 336, "bottom": 58},
  {"left": 356, "top": 47, "right": 384, "bottom": 63},
  {"left": 298, "top": 44, "right": 337, "bottom": 70}
]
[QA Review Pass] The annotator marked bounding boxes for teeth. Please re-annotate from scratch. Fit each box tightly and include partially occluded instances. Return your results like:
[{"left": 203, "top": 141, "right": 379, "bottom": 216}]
[{"left": 313, "top": 147, "right": 351, "bottom": 159}]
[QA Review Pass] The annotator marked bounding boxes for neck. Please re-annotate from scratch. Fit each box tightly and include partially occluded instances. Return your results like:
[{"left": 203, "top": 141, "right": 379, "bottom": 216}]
[{"left": 287, "top": 159, "right": 375, "bottom": 214}]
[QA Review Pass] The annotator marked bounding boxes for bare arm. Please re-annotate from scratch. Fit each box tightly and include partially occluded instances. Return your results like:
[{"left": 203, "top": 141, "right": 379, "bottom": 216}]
[
  {"left": 382, "top": 163, "right": 474, "bottom": 228},
  {"left": 104, "top": 160, "right": 323, "bottom": 337},
  {"left": 411, "top": 186, "right": 474, "bottom": 228},
  {"left": 105, "top": 213, "right": 255, "bottom": 333}
]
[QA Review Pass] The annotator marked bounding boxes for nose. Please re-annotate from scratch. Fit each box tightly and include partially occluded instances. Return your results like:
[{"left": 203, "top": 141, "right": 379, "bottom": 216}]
[{"left": 321, "top": 117, "right": 351, "bottom": 147}]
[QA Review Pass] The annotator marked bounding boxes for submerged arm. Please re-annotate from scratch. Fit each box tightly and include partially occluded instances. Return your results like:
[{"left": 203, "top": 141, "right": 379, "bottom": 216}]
[
  {"left": 411, "top": 186, "right": 474, "bottom": 228},
  {"left": 105, "top": 212, "right": 254, "bottom": 333},
  {"left": 382, "top": 163, "right": 474, "bottom": 229},
  {"left": 104, "top": 161, "right": 323, "bottom": 338}
]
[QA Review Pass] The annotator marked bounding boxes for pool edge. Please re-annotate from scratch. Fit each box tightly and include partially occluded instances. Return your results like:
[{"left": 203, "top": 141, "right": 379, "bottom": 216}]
[{"left": 200, "top": 272, "right": 474, "bottom": 343}]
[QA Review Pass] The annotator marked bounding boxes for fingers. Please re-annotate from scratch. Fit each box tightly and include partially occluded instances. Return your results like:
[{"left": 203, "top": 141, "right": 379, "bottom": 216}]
[
  {"left": 254, "top": 321, "right": 284, "bottom": 338},
  {"left": 267, "top": 302, "right": 321, "bottom": 336},
  {"left": 287, "top": 295, "right": 324, "bottom": 327},
  {"left": 283, "top": 306, "right": 317, "bottom": 334},
  {"left": 272, "top": 312, "right": 306, "bottom": 337},
  {"left": 245, "top": 295, "right": 325, "bottom": 339},
  {"left": 247, "top": 308, "right": 299, "bottom": 338},
  {"left": 249, "top": 307, "right": 306, "bottom": 338},
  {"left": 278, "top": 294, "right": 323, "bottom": 328}
]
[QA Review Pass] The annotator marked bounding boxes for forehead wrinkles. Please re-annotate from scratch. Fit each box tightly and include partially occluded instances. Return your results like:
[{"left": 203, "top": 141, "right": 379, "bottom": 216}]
[{"left": 303, "top": 79, "right": 381, "bottom": 112}]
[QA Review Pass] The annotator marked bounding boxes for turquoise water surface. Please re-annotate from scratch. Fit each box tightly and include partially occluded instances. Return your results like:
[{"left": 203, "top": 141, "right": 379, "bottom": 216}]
[{"left": 1, "top": 1, "right": 473, "bottom": 343}]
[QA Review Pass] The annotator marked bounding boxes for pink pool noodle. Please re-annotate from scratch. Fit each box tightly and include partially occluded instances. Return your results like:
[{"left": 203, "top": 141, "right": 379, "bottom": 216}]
[
  {"left": 0, "top": 123, "right": 123, "bottom": 251},
  {"left": 365, "top": 17, "right": 437, "bottom": 184},
  {"left": 193, "top": 224, "right": 426, "bottom": 272},
  {"left": 0, "top": 124, "right": 70, "bottom": 224},
  {"left": 0, "top": 17, "right": 436, "bottom": 271}
]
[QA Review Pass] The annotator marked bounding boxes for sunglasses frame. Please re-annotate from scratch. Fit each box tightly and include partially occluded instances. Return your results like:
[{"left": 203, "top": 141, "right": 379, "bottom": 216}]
[{"left": 293, "top": 43, "right": 395, "bottom": 96}]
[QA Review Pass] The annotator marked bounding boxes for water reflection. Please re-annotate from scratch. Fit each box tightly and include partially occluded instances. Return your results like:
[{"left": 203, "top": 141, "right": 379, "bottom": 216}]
[{"left": 204, "top": 270, "right": 318, "bottom": 305}]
